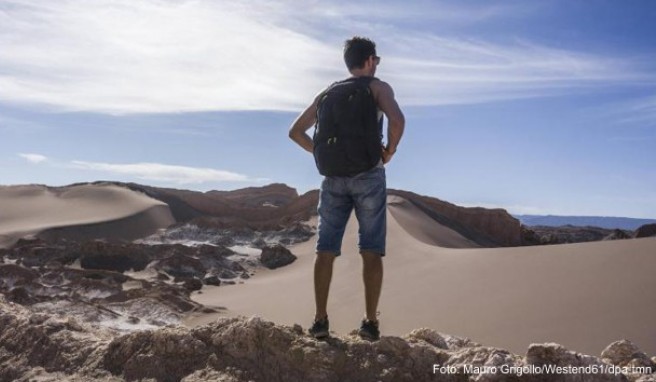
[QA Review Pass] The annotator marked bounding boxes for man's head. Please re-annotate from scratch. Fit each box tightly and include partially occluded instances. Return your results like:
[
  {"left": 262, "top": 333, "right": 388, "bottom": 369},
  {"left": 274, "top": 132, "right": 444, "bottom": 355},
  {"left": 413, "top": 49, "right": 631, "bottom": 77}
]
[{"left": 344, "top": 36, "right": 379, "bottom": 75}]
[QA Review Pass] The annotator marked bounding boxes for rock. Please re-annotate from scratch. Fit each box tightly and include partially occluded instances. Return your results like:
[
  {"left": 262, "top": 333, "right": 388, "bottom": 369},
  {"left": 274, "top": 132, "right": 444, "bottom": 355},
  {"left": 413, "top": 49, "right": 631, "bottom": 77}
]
[
  {"left": 217, "top": 269, "right": 237, "bottom": 279},
  {"left": 10, "top": 239, "right": 79, "bottom": 267},
  {"left": 405, "top": 328, "right": 448, "bottom": 349},
  {"left": 259, "top": 245, "right": 297, "bottom": 269},
  {"left": 229, "top": 261, "right": 246, "bottom": 273},
  {"left": 603, "top": 229, "right": 632, "bottom": 241},
  {"left": 526, "top": 343, "right": 625, "bottom": 381},
  {"left": 524, "top": 225, "right": 624, "bottom": 245},
  {"left": 0, "top": 264, "right": 40, "bottom": 287},
  {"left": 181, "top": 278, "right": 203, "bottom": 292},
  {"left": 78, "top": 241, "right": 151, "bottom": 272},
  {"left": 634, "top": 223, "right": 656, "bottom": 238},
  {"left": 601, "top": 340, "right": 655, "bottom": 368},
  {"left": 6, "top": 286, "right": 33, "bottom": 304},
  {"left": 203, "top": 275, "right": 222, "bottom": 286},
  {"left": 151, "top": 254, "right": 206, "bottom": 279},
  {"left": 252, "top": 238, "right": 267, "bottom": 248},
  {"left": 0, "top": 299, "right": 651, "bottom": 382}
]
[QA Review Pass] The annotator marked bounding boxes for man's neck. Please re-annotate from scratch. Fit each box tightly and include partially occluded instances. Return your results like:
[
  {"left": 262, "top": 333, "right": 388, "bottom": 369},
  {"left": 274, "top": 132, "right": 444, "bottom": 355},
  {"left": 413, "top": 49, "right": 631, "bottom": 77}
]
[{"left": 349, "top": 68, "right": 374, "bottom": 77}]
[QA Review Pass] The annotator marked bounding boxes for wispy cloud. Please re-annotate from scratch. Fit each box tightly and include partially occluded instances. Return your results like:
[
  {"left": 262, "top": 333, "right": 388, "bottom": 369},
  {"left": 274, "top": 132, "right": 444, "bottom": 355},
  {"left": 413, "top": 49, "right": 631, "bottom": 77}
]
[
  {"left": 18, "top": 153, "right": 48, "bottom": 163},
  {"left": 380, "top": 35, "right": 648, "bottom": 106},
  {"left": 614, "top": 96, "right": 656, "bottom": 126},
  {"left": 69, "top": 160, "right": 262, "bottom": 184},
  {"left": 17, "top": 151, "right": 262, "bottom": 184},
  {"left": 0, "top": 0, "right": 339, "bottom": 114},
  {"left": 0, "top": 0, "right": 651, "bottom": 114}
]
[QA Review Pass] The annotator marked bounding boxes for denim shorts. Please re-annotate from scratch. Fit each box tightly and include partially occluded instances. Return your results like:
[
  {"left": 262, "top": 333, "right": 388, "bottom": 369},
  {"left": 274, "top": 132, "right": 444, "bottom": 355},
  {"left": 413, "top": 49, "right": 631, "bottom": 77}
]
[{"left": 316, "top": 165, "right": 386, "bottom": 256}]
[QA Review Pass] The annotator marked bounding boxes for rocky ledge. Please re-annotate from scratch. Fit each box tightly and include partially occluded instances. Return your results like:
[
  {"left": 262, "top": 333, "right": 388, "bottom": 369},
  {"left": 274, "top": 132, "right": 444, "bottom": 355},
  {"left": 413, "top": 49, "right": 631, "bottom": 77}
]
[
  {"left": 0, "top": 238, "right": 298, "bottom": 332},
  {"left": 1, "top": 296, "right": 654, "bottom": 382}
]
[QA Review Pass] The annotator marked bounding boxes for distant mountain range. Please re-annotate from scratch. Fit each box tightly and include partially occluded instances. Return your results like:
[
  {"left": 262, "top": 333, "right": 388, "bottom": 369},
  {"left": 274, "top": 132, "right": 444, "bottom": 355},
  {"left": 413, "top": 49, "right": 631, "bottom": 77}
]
[{"left": 514, "top": 215, "right": 656, "bottom": 230}]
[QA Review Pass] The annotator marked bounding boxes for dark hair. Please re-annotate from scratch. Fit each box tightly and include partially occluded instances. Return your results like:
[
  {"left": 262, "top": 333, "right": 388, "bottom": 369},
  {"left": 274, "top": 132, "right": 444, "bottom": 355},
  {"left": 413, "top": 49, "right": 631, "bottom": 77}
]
[{"left": 343, "top": 36, "right": 377, "bottom": 71}]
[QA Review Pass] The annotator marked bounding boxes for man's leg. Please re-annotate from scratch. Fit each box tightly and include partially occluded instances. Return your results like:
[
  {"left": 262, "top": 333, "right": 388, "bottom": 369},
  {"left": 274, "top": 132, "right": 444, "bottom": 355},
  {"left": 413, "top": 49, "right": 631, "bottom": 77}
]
[
  {"left": 314, "top": 251, "right": 336, "bottom": 320},
  {"left": 315, "top": 176, "right": 352, "bottom": 323},
  {"left": 361, "top": 250, "right": 383, "bottom": 321}
]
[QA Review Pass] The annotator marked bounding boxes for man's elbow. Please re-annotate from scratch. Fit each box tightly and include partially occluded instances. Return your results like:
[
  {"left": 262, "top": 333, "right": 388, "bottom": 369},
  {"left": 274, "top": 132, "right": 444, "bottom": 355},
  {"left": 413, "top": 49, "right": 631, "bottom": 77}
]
[{"left": 288, "top": 127, "right": 299, "bottom": 141}]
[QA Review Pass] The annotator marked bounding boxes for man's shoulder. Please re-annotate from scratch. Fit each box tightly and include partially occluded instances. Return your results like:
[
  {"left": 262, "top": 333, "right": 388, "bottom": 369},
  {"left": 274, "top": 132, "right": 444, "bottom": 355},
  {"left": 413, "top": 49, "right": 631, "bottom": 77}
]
[
  {"left": 369, "top": 78, "right": 391, "bottom": 90},
  {"left": 368, "top": 78, "right": 393, "bottom": 102}
]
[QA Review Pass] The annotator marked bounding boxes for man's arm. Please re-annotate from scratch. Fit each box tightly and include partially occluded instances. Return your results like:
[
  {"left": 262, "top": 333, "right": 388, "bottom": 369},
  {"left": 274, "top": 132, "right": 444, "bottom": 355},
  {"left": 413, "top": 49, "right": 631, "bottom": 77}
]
[
  {"left": 371, "top": 80, "right": 405, "bottom": 164},
  {"left": 288, "top": 96, "right": 320, "bottom": 154}
]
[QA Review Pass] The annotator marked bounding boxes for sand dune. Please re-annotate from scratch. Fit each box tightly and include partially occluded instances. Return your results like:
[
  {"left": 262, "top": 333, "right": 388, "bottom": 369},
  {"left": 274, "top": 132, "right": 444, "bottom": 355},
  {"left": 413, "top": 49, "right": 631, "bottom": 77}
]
[
  {"left": 0, "top": 184, "right": 174, "bottom": 248},
  {"left": 388, "top": 194, "right": 480, "bottom": 248},
  {"left": 186, "top": 195, "right": 656, "bottom": 356}
]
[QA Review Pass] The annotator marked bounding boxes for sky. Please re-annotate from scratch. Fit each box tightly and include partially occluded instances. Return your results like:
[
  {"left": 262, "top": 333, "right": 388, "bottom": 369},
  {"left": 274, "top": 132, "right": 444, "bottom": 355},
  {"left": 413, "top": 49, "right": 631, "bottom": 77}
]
[{"left": 1, "top": 0, "right": 655, "bottom": 218}]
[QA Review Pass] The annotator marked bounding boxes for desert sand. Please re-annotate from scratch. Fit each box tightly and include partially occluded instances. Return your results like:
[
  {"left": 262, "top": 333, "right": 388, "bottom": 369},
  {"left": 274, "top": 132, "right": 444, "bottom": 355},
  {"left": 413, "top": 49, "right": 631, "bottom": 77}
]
[
  {"left": 0, "top": 184, "right": 174, "bottom": 248},
  {"left": 186, "top": 194, "right": 656, "bottom": 356}
]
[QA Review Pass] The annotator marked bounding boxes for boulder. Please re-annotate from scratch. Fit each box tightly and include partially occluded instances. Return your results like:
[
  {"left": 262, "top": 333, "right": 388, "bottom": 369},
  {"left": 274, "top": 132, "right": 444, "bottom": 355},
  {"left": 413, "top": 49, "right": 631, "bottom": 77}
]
[
  {"left": 203, "top": 275, "right": 221, "bottom": 286},
  {"left": 259, "top": 245, "right": 297, "bottom": 269},
  {"left": 181, "top": 278, "right": 203, "bottom": 292},
  {"left": 601, "top": 339, "right": 655, "bottom": 368}
]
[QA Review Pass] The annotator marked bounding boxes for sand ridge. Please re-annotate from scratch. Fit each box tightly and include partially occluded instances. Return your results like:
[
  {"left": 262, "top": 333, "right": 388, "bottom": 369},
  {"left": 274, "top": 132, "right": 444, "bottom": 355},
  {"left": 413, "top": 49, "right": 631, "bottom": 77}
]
[
  {"left": 186, "top": 195, "right": 656, "bottom": 356},
  {"left": 0, "top": 183, "right": 175, "bottom": 247}
]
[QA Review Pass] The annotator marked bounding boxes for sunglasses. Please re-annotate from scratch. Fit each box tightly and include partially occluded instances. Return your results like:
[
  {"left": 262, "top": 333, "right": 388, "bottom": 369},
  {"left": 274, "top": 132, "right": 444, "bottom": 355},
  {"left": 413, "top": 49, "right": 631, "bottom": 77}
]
[{"left": 372, "top": 55, "right": 381, "bottom": 64}]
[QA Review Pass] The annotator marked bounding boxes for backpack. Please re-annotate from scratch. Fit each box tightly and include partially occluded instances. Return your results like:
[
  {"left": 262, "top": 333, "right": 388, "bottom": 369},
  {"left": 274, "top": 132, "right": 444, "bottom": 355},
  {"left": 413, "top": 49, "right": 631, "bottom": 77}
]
[{"left": 313, "top": 76, "right": 383, "bottom": 177}]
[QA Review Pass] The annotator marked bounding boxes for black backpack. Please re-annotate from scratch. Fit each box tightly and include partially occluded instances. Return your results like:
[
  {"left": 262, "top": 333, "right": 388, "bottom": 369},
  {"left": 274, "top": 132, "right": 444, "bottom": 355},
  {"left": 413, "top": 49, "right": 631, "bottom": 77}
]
[{"left": 313, "top": 76, "right": 383, "bottom": 177}]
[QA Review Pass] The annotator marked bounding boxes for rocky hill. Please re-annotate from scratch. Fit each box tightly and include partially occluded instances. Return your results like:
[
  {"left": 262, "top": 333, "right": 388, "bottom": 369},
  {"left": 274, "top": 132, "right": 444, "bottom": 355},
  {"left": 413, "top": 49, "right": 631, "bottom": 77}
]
[
  {"left": 635, "top": 223, "right": 656, "bottom": 238},
  {"left": 94, "top": 182, "right": 523, "bottom": 247},
  {"left": 388, "top": 190, "right": 522, "bottom": 247},
  {"left": 520, "top": 225, "right": 634, "bottom": 245},
  {"left": 515, "top": 215, "right": 656, "bottom": 231}
]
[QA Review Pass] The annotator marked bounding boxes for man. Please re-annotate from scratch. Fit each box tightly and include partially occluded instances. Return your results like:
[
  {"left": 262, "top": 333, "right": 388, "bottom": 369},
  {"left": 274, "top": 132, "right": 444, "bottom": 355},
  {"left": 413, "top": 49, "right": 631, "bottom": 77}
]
[{"left": 288, "top": 36, "right": 405, "bottom": 341}]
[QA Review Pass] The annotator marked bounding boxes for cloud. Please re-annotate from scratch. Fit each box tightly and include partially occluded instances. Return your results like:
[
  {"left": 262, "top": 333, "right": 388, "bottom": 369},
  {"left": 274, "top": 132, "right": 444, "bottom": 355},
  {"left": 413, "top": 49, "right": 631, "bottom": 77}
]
[
  {"left": 69, "top": 160, "right": 262, "bottom": 184},
  {"left": 0, "top": 0, "right": 340, "bottom": 114},
  {"left": 616, "top": 96, "right": 656, "bottom": 126},
  {"left": 379, "top": 35, "right": 647, "bottom": 106},
  {"left": 18, "top": 153, "right": 48, "bottom": 163},
  {"left": 0, "top": 0, "right": 651, "bottom": 114},
  {"left": 16, "top": 150, "right": 262, "bottom": 184}
]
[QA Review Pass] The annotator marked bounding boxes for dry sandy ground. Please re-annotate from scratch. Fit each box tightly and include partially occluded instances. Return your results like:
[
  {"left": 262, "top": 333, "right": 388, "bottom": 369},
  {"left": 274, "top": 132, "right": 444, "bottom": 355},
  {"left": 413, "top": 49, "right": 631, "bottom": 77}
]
[
  {"left": 186, "top": 195, "right": 656, "bottom": 356},
  {"left": 0, "top": 184, "right": 174, "bottom": 248}
]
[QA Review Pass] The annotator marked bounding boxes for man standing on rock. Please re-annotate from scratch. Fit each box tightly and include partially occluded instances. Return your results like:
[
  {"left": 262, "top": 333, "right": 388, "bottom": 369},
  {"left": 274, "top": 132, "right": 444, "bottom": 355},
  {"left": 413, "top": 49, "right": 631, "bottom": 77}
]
[{"left": 289, "top": 36, "right": 405, "bottom": 341}]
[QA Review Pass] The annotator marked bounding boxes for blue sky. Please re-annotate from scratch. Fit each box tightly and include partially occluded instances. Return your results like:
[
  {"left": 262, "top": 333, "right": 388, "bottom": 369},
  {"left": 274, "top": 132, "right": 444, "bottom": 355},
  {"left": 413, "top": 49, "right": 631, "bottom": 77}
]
[{"left": 1, "top": 0, "right": 655, "bottom": 218}]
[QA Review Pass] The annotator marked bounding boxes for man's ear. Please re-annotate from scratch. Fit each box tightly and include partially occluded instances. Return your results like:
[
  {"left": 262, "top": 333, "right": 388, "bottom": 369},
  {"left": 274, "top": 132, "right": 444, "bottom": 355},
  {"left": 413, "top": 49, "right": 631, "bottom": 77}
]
[{"left": 364, "top": 56, "right": 373, "bottom": 69}]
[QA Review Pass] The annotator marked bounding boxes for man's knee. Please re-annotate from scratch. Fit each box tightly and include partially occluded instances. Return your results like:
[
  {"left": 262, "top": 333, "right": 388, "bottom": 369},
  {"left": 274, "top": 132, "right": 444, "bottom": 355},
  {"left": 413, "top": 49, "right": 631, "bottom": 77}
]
[
  {"left": 360, "top": 250, "right": 383, "bottom": 264},
  {"left": 316, "top": 251, "right": 338, "bottom": 263}
]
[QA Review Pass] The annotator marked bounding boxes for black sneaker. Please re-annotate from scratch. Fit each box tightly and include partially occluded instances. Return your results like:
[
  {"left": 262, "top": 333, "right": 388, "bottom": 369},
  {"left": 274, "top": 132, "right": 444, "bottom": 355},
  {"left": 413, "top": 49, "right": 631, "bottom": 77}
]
[
  {"left": 309, "top": 316, "right": 329, "bottom": 339},
  {"left": 358, "top": 319, "right": 380, "bottom": 341}
]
